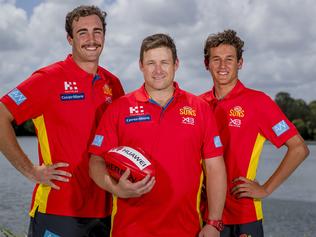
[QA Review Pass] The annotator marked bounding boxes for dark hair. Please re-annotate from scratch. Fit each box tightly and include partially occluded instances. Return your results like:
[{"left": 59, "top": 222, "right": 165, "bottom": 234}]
[
  {"left": 65, "top": 5, "right": 107, "bottom": 38},
  {"left": 140, "top": 33, "right": 178, "bottom": 63},
  {"left": 204, "top": 29, "right": 244, "bottom": 63}
]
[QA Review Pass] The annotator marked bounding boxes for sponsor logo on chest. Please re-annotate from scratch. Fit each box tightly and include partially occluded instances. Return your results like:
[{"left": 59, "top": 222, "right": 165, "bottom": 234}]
[
  {"left": 60, "top": 81, "right": 85, "bottom": 101},
  {"left": 125, "top": 105, "right": 151, "bottom": 124},
  {"left": 228, "top": 105, "right": 245, "bottom": 128},
  {"left": 180, "top": 106, "right": 196, "bottom": 125}
]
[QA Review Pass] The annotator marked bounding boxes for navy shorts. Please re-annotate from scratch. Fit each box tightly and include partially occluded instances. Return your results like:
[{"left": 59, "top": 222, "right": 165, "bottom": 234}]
[
  {"left": 220, "top": 220, "right": 264, "bottom": 237},
  {"left": 27, "top": 210, "right": 111, "bottom": 237}
]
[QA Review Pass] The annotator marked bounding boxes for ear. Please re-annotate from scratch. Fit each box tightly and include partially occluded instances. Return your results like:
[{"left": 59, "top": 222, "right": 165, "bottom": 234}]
[
  {"left": 139, "top": 60, "right": 144, "bottom": 72},
  {"left": 67, "top": 34, "right": 73, "bottom": 46},
  {"left": 237, "top": 57, "right": 243, "bottom": 69},
  {"left": 174, "top": 59, "right": 179, "bottom": 71},
  {"left": 204, "top": 59, "right": 209, "bottom": 70}
]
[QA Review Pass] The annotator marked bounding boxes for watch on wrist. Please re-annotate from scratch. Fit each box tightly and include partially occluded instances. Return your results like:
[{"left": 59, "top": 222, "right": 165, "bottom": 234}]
[{"left": 205, "top": 219, "right": 224, "bottom": 232}]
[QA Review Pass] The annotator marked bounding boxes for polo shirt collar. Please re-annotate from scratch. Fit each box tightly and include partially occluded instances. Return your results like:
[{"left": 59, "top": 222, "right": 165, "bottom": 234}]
[
  {"left": 64, "top": 54, "right": 104, "bottom": 83},
  {"left": 208, "top": 79, "right": 245, "bottom": 103},
  {"left": 134, "top": 81, "right": 184, "bottom": 102}
]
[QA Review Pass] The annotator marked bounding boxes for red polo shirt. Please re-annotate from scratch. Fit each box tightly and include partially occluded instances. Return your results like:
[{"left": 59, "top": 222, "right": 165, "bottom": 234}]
[
  {"left": 1, "top": 55, "right": 124, "bottom": 218},
  {"left": 89, "top": 82, "right": 223, "bottom": 237},
  {"left": 200, "top": 80, "right": 298, "bottom": 224}
]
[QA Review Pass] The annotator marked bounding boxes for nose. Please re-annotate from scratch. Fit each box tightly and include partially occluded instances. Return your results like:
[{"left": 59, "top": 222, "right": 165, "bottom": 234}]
[
  {"left": 219, "top": 59, "right": 226, "bottom": 68},
  {"left": 154, "top": 64, "right": 163, "bottom": 73}
]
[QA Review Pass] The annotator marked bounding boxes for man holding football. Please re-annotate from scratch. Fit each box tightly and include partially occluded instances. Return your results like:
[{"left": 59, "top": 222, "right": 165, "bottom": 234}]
[
  {"left": 89, "top": 33, "right": 227, "bottom": 237},
  {"left": 200, "top": 29, "right": 309, "bottom": 237}
]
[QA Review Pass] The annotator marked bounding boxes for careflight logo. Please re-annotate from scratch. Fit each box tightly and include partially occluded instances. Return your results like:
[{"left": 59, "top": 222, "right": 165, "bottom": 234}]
[
  {"left": 129, "top": 106, "right": 145, "bottom": 115},
  {"left": 60, "top": 81, "right": 84, "bottom": 101},
  {"left": 64, "top": 81, "right": 78, "bottom": 93}
]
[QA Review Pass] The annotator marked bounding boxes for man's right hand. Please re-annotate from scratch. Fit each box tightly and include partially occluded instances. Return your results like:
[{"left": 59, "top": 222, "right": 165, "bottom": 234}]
[
  {"left": 115, "top": 168, "right": 156, "bottom": 198},
  {"left": 32, "top": 162, "right": 72, "bottom": 190}
]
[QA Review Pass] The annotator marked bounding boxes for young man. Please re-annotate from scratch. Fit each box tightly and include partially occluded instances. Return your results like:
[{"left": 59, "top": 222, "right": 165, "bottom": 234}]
[
  {"left": 0, "top": 5, "right": 124, "bottom": 237},
  {"left": 200, "top": 29, "right": 309, "bottom": 237},
  {"left": 89, "top": 33, "right": 227, "bottom": 237}
]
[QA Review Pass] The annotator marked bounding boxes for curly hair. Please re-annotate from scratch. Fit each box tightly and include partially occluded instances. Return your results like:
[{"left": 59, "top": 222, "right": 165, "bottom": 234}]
[
  {"left": 65, "top": 5, "right": 107, "bottom": 38},
  {"left": 140, "top": 33, "right": 178, "bottom": 64},
  {"left": 204, "top": 29, "right": 244, "bottom": 64}
]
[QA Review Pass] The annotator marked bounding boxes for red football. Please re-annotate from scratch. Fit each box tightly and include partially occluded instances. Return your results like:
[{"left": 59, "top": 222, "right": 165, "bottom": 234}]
[{"left": 104, "top": 146, "right": 155, "bottom": 182}]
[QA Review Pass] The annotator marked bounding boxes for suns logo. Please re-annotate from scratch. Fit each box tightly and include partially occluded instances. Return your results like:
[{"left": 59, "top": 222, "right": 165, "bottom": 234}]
[
  {"left": 179, "top": 106, "right": 196, "bottom": 116},
  {"left": 229, "top": 106, "right": 245, "bottom": 118},
  {"left": 103, "top": 84, "right": 112, "bottom": 97}
]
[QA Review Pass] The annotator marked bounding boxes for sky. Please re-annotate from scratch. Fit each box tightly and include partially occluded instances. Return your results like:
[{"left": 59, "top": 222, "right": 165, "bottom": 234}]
[{"left": 1, "top": 0, "right": 315, "bottom": 102}]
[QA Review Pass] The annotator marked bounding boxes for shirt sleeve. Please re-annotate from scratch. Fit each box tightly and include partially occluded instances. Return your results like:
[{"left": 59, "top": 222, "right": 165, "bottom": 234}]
[
  {"left": 201, "top": 102, "right": 224, "bottom": 159},
  {"left": 0, "top": 71, "right": 50, "bottom": 125},
  {"left": 256, "top": 93, "right": 298, "bottom": 148},
  {"left": 89, "top": 101, "right": 119, "bottom": 158}
]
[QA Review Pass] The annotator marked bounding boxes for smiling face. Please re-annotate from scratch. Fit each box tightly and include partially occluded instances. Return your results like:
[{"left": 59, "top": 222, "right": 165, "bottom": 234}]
[
  {"left": 207, "top": 44, "right": 243, "bottom": 88},
  {"left": 139, "top": 46, "right": 179, "bottom": 95},
  {"left": 67, "top": 14, "right": 105, "bottom": 66}
]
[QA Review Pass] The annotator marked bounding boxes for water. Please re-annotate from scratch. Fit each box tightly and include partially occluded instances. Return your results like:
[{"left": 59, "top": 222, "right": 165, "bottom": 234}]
[{"left": 0, "top": 137, "right": 315, "bottom": 236}]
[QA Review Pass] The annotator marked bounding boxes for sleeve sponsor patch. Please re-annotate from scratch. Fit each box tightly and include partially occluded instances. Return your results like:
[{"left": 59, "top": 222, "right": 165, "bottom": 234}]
[
  {"left": 272, "top": 120, "right": 290, "bottom": 136},
  {"left": 214, "top": 135, "right": 223, "bottom": 148},
  {"left": 8, "top": 88, "right": 27, "bottom": 105},
  {"left": 92, "top": 135, "right": 104, "bottom": 147}
]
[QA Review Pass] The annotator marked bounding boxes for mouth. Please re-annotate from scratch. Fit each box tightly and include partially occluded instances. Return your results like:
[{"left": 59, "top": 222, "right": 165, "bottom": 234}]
[
  {"left": 82, "top": 43, "right": 102, "bottom": 51},
  {"left": 218, "top": 71, "right": 228, "bottom": 76}
]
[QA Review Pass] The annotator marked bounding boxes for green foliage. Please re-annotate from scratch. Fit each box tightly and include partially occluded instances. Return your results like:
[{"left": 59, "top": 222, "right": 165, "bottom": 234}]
[{"left": 275, "top": 92, "right": 315, "bottom": 140}]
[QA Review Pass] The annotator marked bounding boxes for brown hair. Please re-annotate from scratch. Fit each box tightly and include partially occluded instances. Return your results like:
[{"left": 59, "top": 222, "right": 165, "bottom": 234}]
[
  {"left": 140, "top": 33, "right": 178, "bottom": 63},
  {"left": 204, "top": 29, "right": 244, "bottom": 65},
  {"left": 65, "top": 5, "right": 107, "bottom": 38}
]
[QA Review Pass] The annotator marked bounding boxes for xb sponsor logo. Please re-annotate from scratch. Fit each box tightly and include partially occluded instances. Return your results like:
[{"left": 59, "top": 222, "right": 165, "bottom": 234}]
[
  {"left": 182, "top": 117, "right": 195, "bottom": 125},
  {"left": 129, "top": 106, "right": 145, "bottom": 115},
  {"left": 229, "top": 118, "right": 241, "bottom": 128}
]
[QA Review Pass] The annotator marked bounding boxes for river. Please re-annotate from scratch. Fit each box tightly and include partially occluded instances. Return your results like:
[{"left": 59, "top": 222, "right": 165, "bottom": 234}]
[{"left": 0, "top": 137, "right": 315, "bottom": 236}]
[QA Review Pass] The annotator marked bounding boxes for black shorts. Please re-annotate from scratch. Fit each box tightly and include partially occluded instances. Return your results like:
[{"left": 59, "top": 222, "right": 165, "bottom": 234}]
[
  {"left": 220, "top": 220, "right": 264, "bottom": 237},
  {"left": 27, "top": 210, "right": 111, "bottom": 237}
]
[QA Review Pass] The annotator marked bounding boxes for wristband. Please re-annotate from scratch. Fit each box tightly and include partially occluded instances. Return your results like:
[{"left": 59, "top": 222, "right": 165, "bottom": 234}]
[{"left": 205, "top": 219, "right": 224, "bottom": 232}]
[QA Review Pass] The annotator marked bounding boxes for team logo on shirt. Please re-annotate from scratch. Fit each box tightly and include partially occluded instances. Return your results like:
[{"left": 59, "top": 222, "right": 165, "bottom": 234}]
[
  {"left": 180, "top": 106, "right": 196, "bottom": 125},
  {"left": 272, "top": 120, "right": 289, "bottom": 136},
  {"left": 229, "top": 106, "right": 244, "bottom": 118},
  {"left": 8, "top": 88, "right": 27, "bottom": 105},
  {"left": 229, "top": 105, "right": 244, "bottom": 127},
  {"left": 103, "top": 84, "right": 113, "bottom": 103},
  {"left": 180, "top": 106, "right": 196, "bottom": 116}
]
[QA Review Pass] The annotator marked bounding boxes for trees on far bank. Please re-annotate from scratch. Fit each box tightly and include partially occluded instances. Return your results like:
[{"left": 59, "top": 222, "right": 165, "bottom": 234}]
[{"left": 275, "top": 92, "right": 316, "bottom": 140}]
